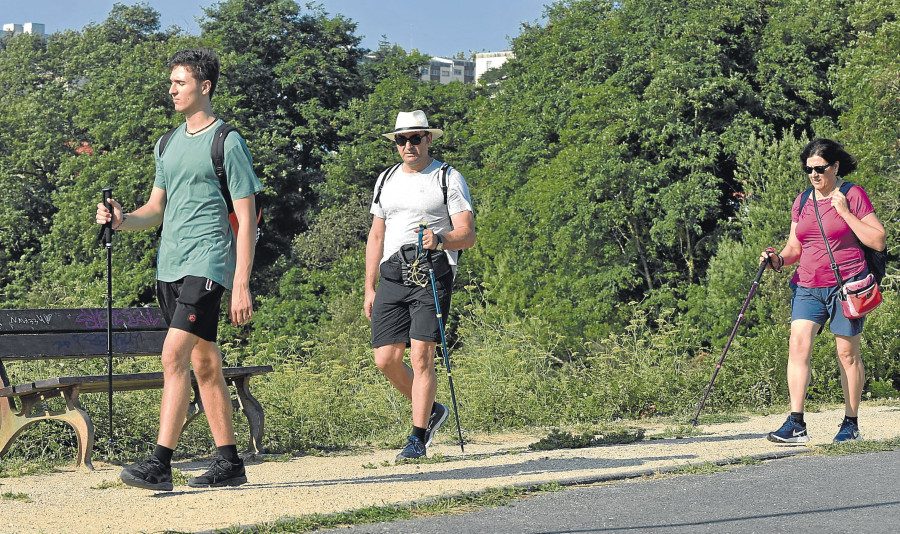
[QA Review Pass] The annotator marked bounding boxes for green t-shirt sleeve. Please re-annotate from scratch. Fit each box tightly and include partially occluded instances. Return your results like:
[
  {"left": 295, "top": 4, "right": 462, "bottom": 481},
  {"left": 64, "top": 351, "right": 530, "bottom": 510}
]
[
  {"left": 152, "top": 135, "right": 167, "bottom": 191},
  {"left": 224, "top": 133, "right": 263, "bottom": 199}
]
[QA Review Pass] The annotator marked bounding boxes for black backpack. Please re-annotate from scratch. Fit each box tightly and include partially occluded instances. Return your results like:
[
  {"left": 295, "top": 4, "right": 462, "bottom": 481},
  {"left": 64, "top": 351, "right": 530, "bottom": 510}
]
[
  {"left": 158, "top": 122, "right": 262, "bottom": 240},
  {"left": 800, "top": 181, "right": 887, "bottom": 284}
]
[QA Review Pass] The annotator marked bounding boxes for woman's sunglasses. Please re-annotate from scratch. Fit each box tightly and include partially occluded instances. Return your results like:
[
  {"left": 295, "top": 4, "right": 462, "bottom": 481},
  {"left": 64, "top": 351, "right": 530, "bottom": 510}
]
[
  {"left": 802, "top": 163, "right": 832, "bottom": 175},
  {"left": 395, "top": 133, "right": 428, "bottom": 146}
]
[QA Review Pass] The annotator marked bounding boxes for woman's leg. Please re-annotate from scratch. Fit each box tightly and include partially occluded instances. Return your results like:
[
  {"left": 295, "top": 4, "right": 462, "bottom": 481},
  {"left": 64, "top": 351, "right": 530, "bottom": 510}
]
[
  {"left": 787, "top": 319, "right": 821, "bottom": 413},
  {"left": 834, "top": 333, "right": 864, "bottom": 417}
]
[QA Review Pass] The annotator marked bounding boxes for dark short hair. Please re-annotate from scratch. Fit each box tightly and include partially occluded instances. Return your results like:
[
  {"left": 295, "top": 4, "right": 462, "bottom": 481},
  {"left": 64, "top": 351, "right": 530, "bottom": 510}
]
[
  {"left": 800, "top": 138, "right": 858, "bottom": 176},
  {"left": 167, "top": 48, "right": 220, "bottom": 100}
]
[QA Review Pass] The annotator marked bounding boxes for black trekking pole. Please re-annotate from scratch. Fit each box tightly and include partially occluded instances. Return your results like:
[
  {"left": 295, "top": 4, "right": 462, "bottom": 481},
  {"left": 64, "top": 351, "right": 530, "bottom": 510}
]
[
  {"left": 419, "top": 224, "right": 465, "bottom": 452},
  {"left": 101, "top": 187, "right": 115, "bottom": 456},
  {"left": 691, "top": 249, "right": 774, "bottom": 426}
]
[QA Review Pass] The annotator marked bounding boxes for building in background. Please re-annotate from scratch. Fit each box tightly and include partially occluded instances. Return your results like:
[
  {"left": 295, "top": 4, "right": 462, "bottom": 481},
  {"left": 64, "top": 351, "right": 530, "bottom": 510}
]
[
  {"left": 475, "top": 51, "right": 514, "bottom": 83},
  {"left": 417, "top": 57, "right": 476, "bottom": 84},
  {"left": 2, "top": 22, "right": 46, "bottom": 37}
]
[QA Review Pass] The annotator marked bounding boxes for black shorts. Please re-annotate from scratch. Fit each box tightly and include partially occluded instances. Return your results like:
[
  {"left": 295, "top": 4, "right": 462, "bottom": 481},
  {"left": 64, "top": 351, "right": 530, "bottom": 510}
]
[
  {"left": 371, "top": 273, "right": 453, "bottom": 348},
  {"left": 156, "top": 276, "right": 225, "bottom": 342}
]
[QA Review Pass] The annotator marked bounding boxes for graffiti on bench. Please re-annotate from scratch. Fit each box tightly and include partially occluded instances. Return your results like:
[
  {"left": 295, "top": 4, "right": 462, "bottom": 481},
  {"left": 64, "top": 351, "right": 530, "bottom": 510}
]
[{"left": 73, "top": 308, "right": 163, "bottom": 330}]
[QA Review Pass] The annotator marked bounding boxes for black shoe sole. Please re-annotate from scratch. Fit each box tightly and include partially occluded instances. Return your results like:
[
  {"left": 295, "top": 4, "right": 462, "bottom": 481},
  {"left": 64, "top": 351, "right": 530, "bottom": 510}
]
[
  {"left": 187, "top": 475, "right": 248, "bottom": 488},
  {"left": 120, "top": 472, "right": 174, "bottom": 491}
]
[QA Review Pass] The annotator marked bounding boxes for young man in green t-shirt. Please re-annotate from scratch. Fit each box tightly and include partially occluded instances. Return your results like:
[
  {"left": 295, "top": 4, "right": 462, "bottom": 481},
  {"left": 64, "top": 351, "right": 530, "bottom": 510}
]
[{"left": 95, "top": 49, "right": 262, "bottom": 491}]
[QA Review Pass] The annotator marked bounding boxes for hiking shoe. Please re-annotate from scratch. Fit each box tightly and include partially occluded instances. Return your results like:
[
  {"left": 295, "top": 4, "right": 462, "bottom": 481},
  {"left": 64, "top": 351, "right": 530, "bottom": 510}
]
[
  {"left": 766, "top": 415, "right": 810, "bottom": 443},
  {"left": 424, "top": 403, "right": 449, "bottom": 448},
  {"left": 120, "top": 456, "right": 173, "bottom": 491},
  {"left": 833, "top": 420, "right": 861, "bottom": 443},
  {"left": 187, "top": 456, "right": 247, "bottom": 488},
  {"left": 396, "top": 436, "right": 426, "bottom": 462}
]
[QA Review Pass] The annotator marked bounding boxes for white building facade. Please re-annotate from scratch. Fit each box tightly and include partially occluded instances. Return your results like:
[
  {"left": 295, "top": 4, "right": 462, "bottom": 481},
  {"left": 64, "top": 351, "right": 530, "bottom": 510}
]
[
  {"left": 2, "top": 22, "right": 45, "bottom": 37},
  {"left": 417, "top": 57, "right": 476, "bottom": 84},
  {"left": 475, "top": 50, "right": 514, "bottom": 83}
]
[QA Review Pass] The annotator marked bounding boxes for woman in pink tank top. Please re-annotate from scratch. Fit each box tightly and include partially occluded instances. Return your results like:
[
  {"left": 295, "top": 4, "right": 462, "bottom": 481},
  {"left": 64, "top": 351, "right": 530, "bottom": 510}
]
[{"left": 759, "top": 138, "right": 885, "bottom": 445}]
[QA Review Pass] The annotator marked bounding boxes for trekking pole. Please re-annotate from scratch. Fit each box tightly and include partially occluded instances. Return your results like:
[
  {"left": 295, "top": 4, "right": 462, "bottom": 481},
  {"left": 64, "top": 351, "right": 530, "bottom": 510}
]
[
  {"left": 691, "top": 249, "right": 773, "bottom": 426},
  {"left": 101, "top": 187, "right": 115, "bottom": 456},
  {"left": 419, "top": 223, "right": 465, "bottom": 452}
]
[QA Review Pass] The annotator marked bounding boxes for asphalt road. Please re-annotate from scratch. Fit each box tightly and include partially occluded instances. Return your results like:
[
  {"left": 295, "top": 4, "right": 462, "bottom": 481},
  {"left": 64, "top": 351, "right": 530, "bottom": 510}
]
[{"left": 332, "top": 448, "right": 900, "bottom": 533}]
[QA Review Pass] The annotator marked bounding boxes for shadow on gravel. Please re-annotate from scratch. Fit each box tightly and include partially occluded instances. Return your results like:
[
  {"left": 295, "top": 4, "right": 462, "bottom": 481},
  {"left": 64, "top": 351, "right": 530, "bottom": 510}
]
[
  {"left": 640, "top": 432, "right": 768, "bottom": 445},
  {"left": 244, "top": 452, "right": 699, "bottom": 490}
]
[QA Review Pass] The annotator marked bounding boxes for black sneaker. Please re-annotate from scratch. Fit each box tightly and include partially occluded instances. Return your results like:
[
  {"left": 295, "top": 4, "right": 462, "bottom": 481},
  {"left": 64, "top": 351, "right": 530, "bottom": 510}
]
[
  {"left": 396, "top": 436, "right": 426, "bottom": 462},
  {"left": 120, "top": 456, "right": 173, "bottom": 491},
  {"left": 424, "top": 403, "right": 449, "bottom": 448},
  {"left": 187, "top": 456, "right": 248, "bottom": 488}
]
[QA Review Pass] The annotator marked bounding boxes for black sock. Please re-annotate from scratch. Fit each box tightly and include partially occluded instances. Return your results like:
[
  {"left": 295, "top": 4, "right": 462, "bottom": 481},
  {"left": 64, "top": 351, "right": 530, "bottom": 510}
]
[
  {"left": 217, "top": 444, "right": 241, "bottom": 464},
  {"left": 430, "top": 403, "right": 438, "bottom": 416},
  {"left": 791, "top": 412, "right": 805, "bottom": 426},
  {"left": 844, "top": 416, "right": 858, "bottom": 425},
  {"left": 153, "top": 444, "right": 174, "bottom": 467},
  {"left": 411, "top": 426, "right": 427, "bottom": 441}
]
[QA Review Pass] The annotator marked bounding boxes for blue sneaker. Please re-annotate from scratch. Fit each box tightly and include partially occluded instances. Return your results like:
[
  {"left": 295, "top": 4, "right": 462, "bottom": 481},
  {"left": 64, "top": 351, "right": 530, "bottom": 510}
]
[
  {"left": 396, "top": 436, "right": 426, "bottom": 462},
  {"left": 767, "top": 415, "right": 810, "bottom": 443},
  {"left": 833, "top": 419, "right": 861, "bottom": 443},
  {"left": 424, "top": 403, "right": 449, "bottom": 448}
]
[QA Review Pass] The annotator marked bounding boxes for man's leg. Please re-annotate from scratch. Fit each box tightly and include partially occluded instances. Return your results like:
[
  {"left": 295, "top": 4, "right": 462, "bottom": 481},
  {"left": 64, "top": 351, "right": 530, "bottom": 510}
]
[
  {"left": 373, "top": 341, "right": 438, "bottom": 429},
  {"left": 374, "top": 343, "right": 414, "bottom": 402},
  {"left": 408, "top": 339, "right": 438, "bottom": 429},
  {"left": 157, "top": 327, "right": 202, "bottom": 448},
  {"left": 185, "top": 338, "right": 247, "bottom": 487},
  {"left": 120, "top": 326, "right": 197, "bottom": 491},
  {"left": 191, "top": 338, "right": 235, "bottom": 446}
]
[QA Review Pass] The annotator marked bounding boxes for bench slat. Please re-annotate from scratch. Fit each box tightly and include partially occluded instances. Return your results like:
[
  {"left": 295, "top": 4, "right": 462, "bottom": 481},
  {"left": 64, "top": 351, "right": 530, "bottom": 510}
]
[
  {"left": 0, "top": 366, "right": 273, "bottom": 397},
  {"left": 0, "top": 308, "right": 166, "bottom": 334},
  {"left": 0, "top": 331, "right": 168, "bottom": 359}
]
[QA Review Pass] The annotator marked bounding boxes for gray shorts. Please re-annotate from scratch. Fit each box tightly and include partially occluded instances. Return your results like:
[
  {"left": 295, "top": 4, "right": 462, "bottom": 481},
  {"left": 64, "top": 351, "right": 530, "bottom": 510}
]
[{"left": 370, "top": 274, "right": 452, "bottom": 348}]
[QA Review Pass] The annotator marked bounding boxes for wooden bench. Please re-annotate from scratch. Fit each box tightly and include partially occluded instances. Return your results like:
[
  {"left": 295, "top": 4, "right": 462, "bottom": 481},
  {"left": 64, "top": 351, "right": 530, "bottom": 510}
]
[{"left": 0, "top": 307, "right": 273, "bottom": 469}]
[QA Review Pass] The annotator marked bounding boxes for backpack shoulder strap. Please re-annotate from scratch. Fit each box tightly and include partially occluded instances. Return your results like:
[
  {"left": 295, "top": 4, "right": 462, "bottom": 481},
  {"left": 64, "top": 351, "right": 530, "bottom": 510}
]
[
  {"left": 373, "top": 163, "right": 402, "bottom": 205},
  {"left": 439, "top": 163, "right": 450, "bottom": 205},
  {"left": 839, "top": 181, "right": 855, "bottom": 195},
  {"left": 157, "top": 126, "right": 178, "bottom": 157},
  {"left": 799, "top": 186, "right": 814, "bottom": 210},
  {"left": 211, "top": 122, "right": 238, "bottom": 211}
]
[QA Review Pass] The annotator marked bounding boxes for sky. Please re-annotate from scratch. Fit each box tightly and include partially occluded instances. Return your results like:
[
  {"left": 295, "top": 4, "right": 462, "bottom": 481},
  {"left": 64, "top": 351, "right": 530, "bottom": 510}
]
[{"left": 2, "top": 1, "right": 549, "bottom": 56}]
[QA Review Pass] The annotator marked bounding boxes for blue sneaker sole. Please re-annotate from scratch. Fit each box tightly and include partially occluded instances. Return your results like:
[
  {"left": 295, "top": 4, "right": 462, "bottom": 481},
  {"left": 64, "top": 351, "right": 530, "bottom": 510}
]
[
  {"left": 424, "top": 404, "right": 449, "bottom": 449},
  {"left": 766, "top": 433, "right": 810, "bottom": 444}
]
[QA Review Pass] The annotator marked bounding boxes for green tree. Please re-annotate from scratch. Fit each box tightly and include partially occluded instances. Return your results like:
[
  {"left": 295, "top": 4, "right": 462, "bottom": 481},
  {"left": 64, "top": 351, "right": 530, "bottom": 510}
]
[{"left": 199, "top": 0, "right": 369, "bottom": 289}]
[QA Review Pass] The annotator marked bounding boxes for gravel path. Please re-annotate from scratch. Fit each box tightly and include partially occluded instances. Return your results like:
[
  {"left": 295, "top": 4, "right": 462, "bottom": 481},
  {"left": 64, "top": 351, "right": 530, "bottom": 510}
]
[{"left": 2, "top": 403, "right": 898, "bottom": 534}]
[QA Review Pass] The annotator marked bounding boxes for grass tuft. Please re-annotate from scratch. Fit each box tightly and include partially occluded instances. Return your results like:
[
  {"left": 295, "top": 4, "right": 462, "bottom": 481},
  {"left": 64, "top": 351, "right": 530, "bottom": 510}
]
[
  {"left": 1, "top": 491, "right": 32, "bottom": 502},
  {"left": 529, "top": 427, "right": 644, "bottom": 450}
]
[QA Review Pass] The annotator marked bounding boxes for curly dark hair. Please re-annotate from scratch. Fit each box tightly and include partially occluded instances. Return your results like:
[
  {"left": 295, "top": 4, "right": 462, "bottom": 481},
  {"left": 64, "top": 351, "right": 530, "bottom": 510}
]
[
  {"left": 800, "top": 138, "right": 858, "bottom": 176},
  {"left": 167, "top": 48, "right": 220, "bottom": 100}
]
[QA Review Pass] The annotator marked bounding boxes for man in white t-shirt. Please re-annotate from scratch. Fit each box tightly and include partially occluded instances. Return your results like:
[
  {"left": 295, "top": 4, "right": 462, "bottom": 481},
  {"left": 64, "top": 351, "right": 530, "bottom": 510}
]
[{"left": 364, "top": 110, "right": 476, "bottom": 461}]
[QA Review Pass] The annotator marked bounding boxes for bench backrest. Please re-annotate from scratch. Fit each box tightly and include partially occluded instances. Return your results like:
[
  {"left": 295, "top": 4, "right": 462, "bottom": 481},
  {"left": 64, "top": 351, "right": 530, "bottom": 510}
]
[{"left": 0, "top": 308, "right": 168, "bottom": 390}]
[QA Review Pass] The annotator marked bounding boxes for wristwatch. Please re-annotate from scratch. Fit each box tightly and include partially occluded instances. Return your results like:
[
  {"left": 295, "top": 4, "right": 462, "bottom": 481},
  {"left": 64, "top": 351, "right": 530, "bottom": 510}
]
[{"left": 435, "top": 234, "right": 444, "bottom": 251}]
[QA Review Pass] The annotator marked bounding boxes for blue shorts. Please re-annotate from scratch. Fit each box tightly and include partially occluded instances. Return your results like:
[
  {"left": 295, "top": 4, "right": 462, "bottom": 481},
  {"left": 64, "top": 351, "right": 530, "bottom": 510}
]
[{"left": 790, "top": 273, "right": 866, "bottom": 337}]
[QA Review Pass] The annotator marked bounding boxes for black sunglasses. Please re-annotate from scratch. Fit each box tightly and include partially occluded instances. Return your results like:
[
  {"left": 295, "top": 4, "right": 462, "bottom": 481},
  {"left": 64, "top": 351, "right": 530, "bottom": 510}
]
[
  {"left": 802, "top": 163, "right": 832, "bottom": 175},
  {"left": 395, "top": 133, "right": 428, "bottom": 146}
]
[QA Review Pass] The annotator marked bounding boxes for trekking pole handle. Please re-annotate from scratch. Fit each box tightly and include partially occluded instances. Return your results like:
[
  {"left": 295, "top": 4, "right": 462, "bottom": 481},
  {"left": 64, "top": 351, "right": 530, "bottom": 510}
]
[
  {"left": 102, "top": 187, "right": 114, "bottom": 245},
  {"left": 418, "top": 221, "right": 426, "bottom": 251}
]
